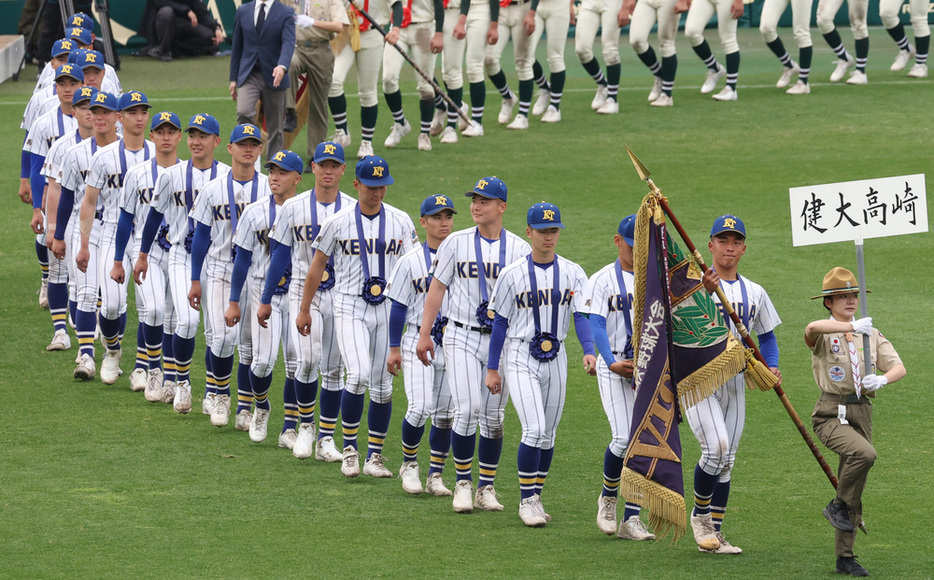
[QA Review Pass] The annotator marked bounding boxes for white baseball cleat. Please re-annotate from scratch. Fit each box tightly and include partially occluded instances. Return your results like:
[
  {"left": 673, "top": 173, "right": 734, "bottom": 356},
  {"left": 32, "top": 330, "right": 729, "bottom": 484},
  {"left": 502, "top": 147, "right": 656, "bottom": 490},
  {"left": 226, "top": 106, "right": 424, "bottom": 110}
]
[
  {"left": 531, "top": 90, "right": 551, "bottom": 116},
  {"left": 907, "top": 63, "right": 928, "bottom": 78},
  {"left": 537, "top": 495, "right": 552, "bottom": 522},
  {"left": 597, "top": 496, "right": 618, "bottom": 535},
  {"left": 648, "top": 77, "right": 663, "bottom": 102},
  {"left": 591, "top": 84, "right": 608, "bottom": 110},
  {"left": 356, "top": 139, "right": 374, "bottom": 159},
  {"left": 235, "top": 408, "right": 252, "bottom": 432},
  {"left": 383, "top": 120, "right": 411, "bottom": 148},
  {"left": 210, "top": 394, "right": 231, "bottom": 427},
  {"left": 144, "top": 369, "right": 164, "bottom": 402},
  {"left": 650, "top": 93, "right": 673, "bottom": 107},
  {"left": 541, "top": 105, "right": 562, "bottom": 123},
  {"left": 249, "top": 408, "right": 270, "bottom": 443},
  {"left": 701, "top": 65, "right": 725, "bottom": 94},
  {"left": 596, "top": 99, "right": 619, "bottom": 115},
  {"left": 699, "top": 532, "right": 743, "bottom": 554},
  {"left": 498, "top": 94, "right": 518, "bottom": 124},
  {"left": 278, "top": 428, "right": 297, "bottom": 449},
  {"left": 74, "top": 353, "right": 96, "bottom": 380},
  {"left": 846, "top": 70, "right": 868, "bottom": 85},
  {"left": 457, "top": 103, "right": 470, "bottom": 131},
  {"left": 39, "top": 280, "right": 49, "bottom": 309},
  {"left": 453, "top": 480, "right": 474, "bottom": 513},
  {"left": 330, "top": 128, "right": 352, "bottom": 147},
  {"left": 776, "top": 61, "right": 799, "bottom": 88},
  {"left": 399, "top": 461, "right": 423, "bottom": 494},
  {"left": 426, "top": 472, "right": 453, "bottom": 497},
  {"left": 100, "top": 348, "right": 123, "bottom": 385},
  {"left": 161, "top": 380, "right": 176, "bottom": 404},
  {"left": 474, "top": 485, "right": 504, "bottom": 511},
  {"left": 712, "top": 86, "right": 737, "bottom": 102},
  {"left": 462, "top": 122, "right": 484, "bottom": 137},
  {"left": 202, "top": 392, "right": 215, "bottom": 416},
  {"left": 363, "top": 453, "right": 393, "bottom": 478},
  {"left": 315, "top": 435, "right": 343, "bottom": 462},
  {"left": 830, "top": 56, "right": 855, "bottom": 82},
  {"left": 417, "top": 133, "right": 432, "bottom": 151},
  {"left": 429, "top": 108, "right": 446, "bottom": 136},
  {"left": 786, "top": 80, "right": 811, "bottom": 95},
  {"left": 174, "top": 380, "right": 193, "bottom": 414},
  {"left": 890, "top": 45, "right": 915, "bottom": 71},
  {"left": 519, "top": 496, "right": 547, "bottom": 527},
  {"left": 691, "top": 513, "right": 721, "bottom": 551},
  {"left": 618, "top": 515, "right": 656, "bottom": 541},
  {"left": 506, "top": 115, "right": 529, "bottom": 130},
  {"left": 293, "top": 422, "right": 316, "bottom": 459},
  {"left": 341, "top": 445, "right": 361, "bottom": 478},
  {"left": 439, "top": 126, "right": 458, "bottom": 144},
  {"left": 47, "top": 329, "right": 71, "bottom": 351},
  {"left": 129, "top": 368, "right": 147, "bottom": 392}
]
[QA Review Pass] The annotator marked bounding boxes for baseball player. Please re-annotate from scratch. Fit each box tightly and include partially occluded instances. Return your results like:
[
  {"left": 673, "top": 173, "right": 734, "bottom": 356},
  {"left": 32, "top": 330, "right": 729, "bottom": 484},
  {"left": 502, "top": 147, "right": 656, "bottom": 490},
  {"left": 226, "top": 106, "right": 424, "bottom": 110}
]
[
  {"left": 880, "top": 0, "right": 929, "bottom": 78},
  {"left": 64, "top": 17, "right": 123, "bottom": 93},
  {"left": 584, "top": 215, "right": 656, "bottom": 540},
  {"left": 387, "top": 194, "right": 457, "bottom": 495},
  {"left": 73, "top": 49, "right": 122, "bottom": 97},
  {"left": 135, "top": 113, "right": 231, "bottom": 412},
  {"left": 575, "top": 0, "right": 623, "bottom": 114},
  {"left": 805, "top": 267, "right": 905, "bottom": 578},
  {"left": 381, "top": 0, "right": 443, "bottom": 151},
  {"left": 683, "top": 0, "right": 744, "bottom": 101},
  {"left": 485, "top": 202, "right": 596, "bottom": 527},
  {"left": 296, "top": 155, "right": 418, "bottom": 479},
  {"left": 817, "top": 0, "right": 870, "bottom": 84},
  {"left": 111, "top": 112, "right": 183, "bottom": 399},
  {"left": 189, "top": 123, "right": 270, "bottom": 428},
  {"left": 260, "top": 141, "right": 355, "bottom": 458},
  {"left": 484, "top": 0, "right": 534, "bottom": 129},
  {"left": 621, "top": 0, "right": 682, "bottom": 107},
  {"left": 416, "top": 177, "right": 531, "bottom": 513},
  {"left": 524, "top": 0, "right": 575, "bottom": 122},
  {"left": 33, "top": 38, "right": 75, "bottom": 94},
  {"left": 75, "top": 91, "right": 156, "bottom": 385},
  {"left": 327, "top": 0, "right": 392, "bottom": 159},
  {"left": 44, "top": 86, "right": 97, "bottom": 354},
  {"left": 687, "top": 215, "right": 782, "bottom": 554},
  {"left": 226, "top": 149, "right": 304, "bottom": 443},
  {"left": 759, "top": 0, "right": 814, "bottom": 94}
]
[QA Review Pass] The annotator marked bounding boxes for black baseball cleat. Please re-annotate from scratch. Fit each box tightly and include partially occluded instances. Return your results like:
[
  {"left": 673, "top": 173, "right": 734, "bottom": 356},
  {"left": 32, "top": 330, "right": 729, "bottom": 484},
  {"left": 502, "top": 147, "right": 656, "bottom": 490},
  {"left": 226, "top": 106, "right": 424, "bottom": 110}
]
[
  {"left": 836, "top": 556, "right": 869, "bottom": 576},
  {"left": 823, "top": 500, "right": 855, "bottom": 532}
]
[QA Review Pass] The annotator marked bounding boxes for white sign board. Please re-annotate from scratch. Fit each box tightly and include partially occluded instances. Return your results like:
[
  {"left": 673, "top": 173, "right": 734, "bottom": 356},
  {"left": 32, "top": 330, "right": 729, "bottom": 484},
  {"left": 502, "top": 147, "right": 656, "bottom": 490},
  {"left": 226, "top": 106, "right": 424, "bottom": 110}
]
[{"left": 789, "top": 174, "right": 927, "bottom": 247}]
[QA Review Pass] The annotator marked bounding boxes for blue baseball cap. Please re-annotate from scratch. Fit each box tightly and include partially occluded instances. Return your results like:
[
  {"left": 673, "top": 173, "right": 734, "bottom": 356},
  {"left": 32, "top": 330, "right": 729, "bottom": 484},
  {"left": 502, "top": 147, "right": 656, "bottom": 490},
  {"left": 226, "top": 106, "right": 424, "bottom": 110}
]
[
  {"left": 67, "top": 26, "right": 93, "bottom": 46},
  {"left": 355, "top": 155, "right": 394, "bottom": 186},
  {"left": 69, "top": 12, "right": 95, "bottom": 31},
  {"left": 51, "top": 39, "right": 75, "bottom": 58},
  {"left": 72, "top": 85, "right": 97, "bottom": 106},
  {"left": 265, "top": 149, "right": 304, "bottom": 173},
  {"left": 527, "top": 202, "right": 565, "bottom": 229},
  {"left": 466, "top": 176, "right": 507, "bottom": 202},
  {"left": 618, "top": 214, "right": 636, "bottom": 247},
  {"left": 185, "top": 113, "right": 220, "bottom": 136},
  {"left": 89, "top": 91, "right": 118, "bottom": 111},
  {"left": 118, "top": 90, "right": 151, "bottom": 111},
  {"left": 710, "top": 214, "right": 746, "bottom": 238},
  {"left": 78, "top": 50, "right": 105, "bottom": 71},
  {"left": 151, "top": 111, "right": 181, "bottom": 131},
  {"left": 420, "top": 194, "right": 457, "bottom": 216},
  {"left": 55, "top": 63, "right": 84, "bottom": 83},
  {"left": 314, "top": 141, "right": 344, "bottom": 164},
  {"left": 67, "top": 48, "right": 87, "bottom": 65},
  {"left": 230, "top": 123, "right": 262, "bottom": 144}
]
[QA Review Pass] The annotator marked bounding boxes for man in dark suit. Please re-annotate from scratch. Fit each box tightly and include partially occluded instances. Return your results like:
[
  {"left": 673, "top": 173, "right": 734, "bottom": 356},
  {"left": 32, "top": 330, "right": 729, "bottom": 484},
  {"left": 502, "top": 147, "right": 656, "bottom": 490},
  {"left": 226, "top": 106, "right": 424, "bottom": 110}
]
[
  {"left": 138, "top": 0, "right": 226, "bottom": 62},
  {"left": 229, "top": 0, "right": 296, "bottom": 161}
]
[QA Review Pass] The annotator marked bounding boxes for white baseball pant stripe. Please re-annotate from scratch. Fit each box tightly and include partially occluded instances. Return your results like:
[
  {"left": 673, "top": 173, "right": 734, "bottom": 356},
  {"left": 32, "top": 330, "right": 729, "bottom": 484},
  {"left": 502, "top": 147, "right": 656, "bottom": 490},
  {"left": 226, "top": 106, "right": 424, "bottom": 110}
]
[
  {"left": 629, "top": 0, "right": 679, "bottom": 57},
  {"left": 685, "top": 0, "right": 740, "bottom": 53},
  {"left": 528, "top": 0, "right": 571, "bottom": 73},
  {"left": 596, "top": 357, "right": 636, "bottom": 457},
  {"left": 238, "top": 278, "right": 253, "bottom": 365},
  {"left": 760, "top": 0, "right": 813, "bottom": 47},
  {"left": 817, "top": 0, "right": 869, "bottom": 38},
  {"left": 316, "top": 288, "right": 345, "bottom": 392},
  {"left": 442, "top": 323, "right": 509, "bottom": 439},
  {"left": 504, "top": 339, "right": 566, "bottom": 449},
  {"left": 333, "top": 292, "right": 392, "bottom": 403},
  {"left": 249, "top": 283, "right": 297, "bottom": 378},
  {"left": 485, "top": 2, "right": 535, "bottom": 79},
  {"left": 132, "top": 242, "right": 171, "bottom": 327},
  {"left": 168, "top": 245, "right": 200, "bottom": 340},
  {"left": 880, "top": 0, "right": 930, "bottom": 35},
  {"left": 203, "top": 261, "right": 237, "bottom": 358},
  {"left": 288, "top": 283, "right": 322, "bottom": 384},
  {"left": 382, "top": 23, "right": 438, "bottom": 99},
  {"left": 575, "top": 0, "right": 623, "bottom": 65},
  {"left": 401, "top": 327, "right": 454, "bottom": 428},
  {"left": 684, "top": 375, "right": 746, "bottom": 481}
]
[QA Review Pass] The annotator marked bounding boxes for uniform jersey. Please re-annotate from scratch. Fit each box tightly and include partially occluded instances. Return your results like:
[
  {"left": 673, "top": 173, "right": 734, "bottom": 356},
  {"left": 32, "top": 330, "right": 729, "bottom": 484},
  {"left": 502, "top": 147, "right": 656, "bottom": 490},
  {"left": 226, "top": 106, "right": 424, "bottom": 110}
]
[
  {"left": 490, "top": 254, "right": 588, "bottom": 341},
  {"left": 809, "top": 327, "right": 901, "bottom": 397},
  {"left": 42, "top": 128, "right": 85, "bottom": 183},
  {"left": 22, "top": 91, "right": 59, "bottom": 131},
  {"left": 430, "top": 226, "right": 531, "bottom": 326},
  {"left": 394, "top": 0, "right": 434, "bottom": 24},
  {"left": 60, "top": 137, "right": 104, "bottom": 217},
  {"left": 190, "top": 171, "right": 271, "bottom": 263},
  {"left": 386, "top": 243, "right": 449, "bottom": 326},
  {"left": 24, "top": 107, "right": 77, "bottom": 158},
  {"left": 347, "top": 0, "right": 393, "bottom": 28},
  {"left": 583, "top": 260, "right": 634, "bottom": 356},
  {"left": 122, "top": 158, "right": 180, "bottom": 240},
  {"left": 714, "top": 275, "right": 781, "bottom": 341},
  {"left": 85, "top": 139, "right": 156, "bottom": 226},
  {"left": 152, "top": 160, "right": 232, "bottom": 246},
  {"left": 311, "top": 202, "right": 419, "bottom": 297},
  {"left": 234, "top": 194, "right": 285, "bottom": 283},
  {"left": 269, "top": 188, "right": 356, "bottom": 283}
]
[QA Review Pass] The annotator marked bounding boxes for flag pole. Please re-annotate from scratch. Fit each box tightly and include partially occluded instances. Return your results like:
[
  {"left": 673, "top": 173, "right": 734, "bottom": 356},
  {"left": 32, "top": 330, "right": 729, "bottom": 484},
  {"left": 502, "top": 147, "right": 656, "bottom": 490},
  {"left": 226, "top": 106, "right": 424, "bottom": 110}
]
[{"left": 854, "top": 232, "right": 873, "bottom": 373}]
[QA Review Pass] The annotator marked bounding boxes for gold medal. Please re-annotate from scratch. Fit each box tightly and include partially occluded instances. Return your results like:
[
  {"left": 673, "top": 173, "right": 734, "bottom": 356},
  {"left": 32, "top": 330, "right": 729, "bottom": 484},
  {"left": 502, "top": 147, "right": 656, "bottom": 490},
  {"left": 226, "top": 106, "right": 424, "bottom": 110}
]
[
  {"left": 541, "top": 340, "right": 552, "bottom": 352},
  {"left": 370, "top": 284, "right": 382, "bottom": 297},
  {"left": 487, "top": 309, "right": 495, "bottom": 320},
  {"left": 322, "top": 270, "right": 330, "bottom": 282}
]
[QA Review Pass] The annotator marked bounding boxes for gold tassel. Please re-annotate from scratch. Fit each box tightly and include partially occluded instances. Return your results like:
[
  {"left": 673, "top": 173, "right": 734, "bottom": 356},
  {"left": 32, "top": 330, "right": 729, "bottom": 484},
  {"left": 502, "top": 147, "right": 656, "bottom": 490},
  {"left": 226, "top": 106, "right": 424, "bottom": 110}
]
[
  {"left": 677, "top": 337, "right": 747, "bottom": 409},
  {"left": 620, "top": 467, "right": 686, "bottom": 542},
  {"left": 349, "top": 9, "right": 362, "bottom": 52},
  {"left": 744, "top": 349, "right": 779, "bottom": 391}
]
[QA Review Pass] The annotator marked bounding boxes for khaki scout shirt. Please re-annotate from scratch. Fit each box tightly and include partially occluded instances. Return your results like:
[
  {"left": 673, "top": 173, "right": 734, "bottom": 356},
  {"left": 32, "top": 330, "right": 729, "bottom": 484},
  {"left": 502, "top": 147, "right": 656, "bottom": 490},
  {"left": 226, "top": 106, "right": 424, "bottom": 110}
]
[
  {"left": 809, "top": 328, "right": 902, "bottom": 396},
  {"left": 289, "top": 0, "right": 350, "bottom": 42}
]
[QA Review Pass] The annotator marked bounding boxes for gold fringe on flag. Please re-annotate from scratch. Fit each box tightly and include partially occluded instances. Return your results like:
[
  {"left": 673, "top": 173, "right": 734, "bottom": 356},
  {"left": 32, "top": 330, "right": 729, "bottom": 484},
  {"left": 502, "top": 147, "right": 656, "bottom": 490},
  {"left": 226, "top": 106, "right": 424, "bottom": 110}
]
[
  {"left": 677, "top": 335, "right": 747, "bottom": 409},
  {"left": 620, "top": 467, "right": 686, "bottom": 541},
  {"left": 744, "top": 348, "right": 780, "bottom": 391}
]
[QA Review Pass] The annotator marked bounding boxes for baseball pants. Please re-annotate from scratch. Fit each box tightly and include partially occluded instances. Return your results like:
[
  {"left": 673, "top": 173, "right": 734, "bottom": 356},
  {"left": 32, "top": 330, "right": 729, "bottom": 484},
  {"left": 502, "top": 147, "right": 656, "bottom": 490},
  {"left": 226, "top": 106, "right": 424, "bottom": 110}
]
[
  {"left": 333, "top": 292, "right": 392, "bottom": 403},
  {"left": 684, "top": 375, "right": 746, "bottom": 480},
  {"left": 401, "top": 327, "right": 454, "bottom": 428},
  {"left": 629, "top": 0, "right": 679, "bottom": 57},
  {"left": 760, "top": 0, "right": 814, "bottom": 47},
  {"left": 442, "top": 323, "right": 509, "bottom": 439},
  {"left": 485, "top": 1, "right": 534, "bottom": 79},
  {"left": 685, "top": 0, "right": 740, "bottom": 53},
  {"left": 575, "top": 0, "right": 623, "bottom": 66},
  {"left": 504, "top": 339, "right": 566, "bottom": 449}
]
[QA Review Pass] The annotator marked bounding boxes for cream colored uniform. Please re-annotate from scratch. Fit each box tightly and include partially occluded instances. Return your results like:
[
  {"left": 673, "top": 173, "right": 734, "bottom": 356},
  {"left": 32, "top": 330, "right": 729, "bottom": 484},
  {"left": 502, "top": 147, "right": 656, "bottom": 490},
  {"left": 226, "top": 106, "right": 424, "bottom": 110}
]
[
  {"left": 527, "top": 0, "right": 573, "bottom": 74},
  {"left": 685, "top": 0, "right": 741, "bottom": 54},
  {"left": 879, "top": 0, "right": 930, "bottom": 39},
  {"left": 484, "top": 0, "right": 534, "bottom": 80},
  {"left": 442, "top": 0, "right": 492, "bottom": 90},
  {"left": 575, "top": 0, "right": 624, "bottom": 68},
  {"left": 629, "top": 0, "right": 680, "bottom": 58},
  {"left": 330, "top": 0, "right": 390, "bottom": 109},
  {"left": 382, "top": 0, "right": 439, "bottom": 100}
]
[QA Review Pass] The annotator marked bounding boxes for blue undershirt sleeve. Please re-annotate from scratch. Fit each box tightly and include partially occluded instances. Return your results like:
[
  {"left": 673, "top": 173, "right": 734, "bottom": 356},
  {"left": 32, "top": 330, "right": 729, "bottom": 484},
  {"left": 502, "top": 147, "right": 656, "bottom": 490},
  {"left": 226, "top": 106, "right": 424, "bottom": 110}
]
[
  {"left": 229, "top": 246, "right": 253, "bottom": 303},
  {"left": 262, "top": 242, "right": 291, "bottom": 305},
  {"left": 487, "top": 313, "right": 509, "bottom": 371},
  {"left": 589, "top": 314, "right": 616, "bottom": 367},
  {"left": 113, "top": 209, "right": 134, "bottom": 261},
  {"left": 30, "top": 153, "right": 46, "bottom": 210},
  {"left": 54, "top": 186, "right": 74, "bottom": 240},
  {"left": 574, "top": 312, "right": 596, "bottom": 356},
  {"left": 389, "top": 300, "right": 408, "bottom": 348},
  {"left": 758, "top": 330, "right": 779, "bottom": 368},
  {"left": 189, "top": 222, "right": 211, "bottom": 282},
  {"left": 138, "top": 208, "right": 163, "bottom": 254}
]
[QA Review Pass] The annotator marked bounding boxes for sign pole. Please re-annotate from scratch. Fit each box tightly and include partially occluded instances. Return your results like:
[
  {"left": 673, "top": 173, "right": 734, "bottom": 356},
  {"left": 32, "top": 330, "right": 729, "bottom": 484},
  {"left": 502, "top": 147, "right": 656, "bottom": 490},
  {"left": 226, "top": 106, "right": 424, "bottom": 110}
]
[{"left": 853, "top": 232, "right": 872, "bottom": 373}]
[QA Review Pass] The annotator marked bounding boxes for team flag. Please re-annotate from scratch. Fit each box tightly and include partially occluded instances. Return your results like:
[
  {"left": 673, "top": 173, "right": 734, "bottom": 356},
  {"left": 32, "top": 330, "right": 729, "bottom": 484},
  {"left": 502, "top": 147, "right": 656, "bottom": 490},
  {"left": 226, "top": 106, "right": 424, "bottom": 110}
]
[{"left": 621, "top": 194, "right": 746, "bottom": 540}]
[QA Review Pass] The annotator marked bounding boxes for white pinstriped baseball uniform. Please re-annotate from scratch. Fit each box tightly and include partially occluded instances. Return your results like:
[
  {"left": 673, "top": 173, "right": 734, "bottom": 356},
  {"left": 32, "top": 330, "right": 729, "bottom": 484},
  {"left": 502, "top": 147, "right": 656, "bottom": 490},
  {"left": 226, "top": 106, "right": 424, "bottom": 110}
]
[{"left": 42, "top": 129, "right": 85, "bottom": 291}]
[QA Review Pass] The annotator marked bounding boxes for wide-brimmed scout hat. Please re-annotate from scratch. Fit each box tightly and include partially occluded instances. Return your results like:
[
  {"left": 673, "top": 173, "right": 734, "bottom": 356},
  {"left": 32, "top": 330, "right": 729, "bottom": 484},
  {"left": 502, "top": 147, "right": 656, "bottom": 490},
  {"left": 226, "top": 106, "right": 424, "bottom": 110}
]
[{"left": 810, "top": 267, "right": 871, "bottom": 300}]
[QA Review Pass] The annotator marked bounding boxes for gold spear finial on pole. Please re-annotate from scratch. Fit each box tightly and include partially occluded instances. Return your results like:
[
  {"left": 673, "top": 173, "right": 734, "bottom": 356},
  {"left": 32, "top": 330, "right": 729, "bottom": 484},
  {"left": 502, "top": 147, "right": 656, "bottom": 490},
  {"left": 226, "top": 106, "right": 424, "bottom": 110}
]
[{"left": 625, "top": 145, "right": 661, "bottom": 197}]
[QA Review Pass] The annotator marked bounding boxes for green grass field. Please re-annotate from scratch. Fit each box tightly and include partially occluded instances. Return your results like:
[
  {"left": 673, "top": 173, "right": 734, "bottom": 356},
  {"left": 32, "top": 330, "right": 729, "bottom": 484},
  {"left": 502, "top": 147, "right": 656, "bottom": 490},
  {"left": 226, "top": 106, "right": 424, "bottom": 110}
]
[{"left": 0, "top": 27, "right": 932, "bottom": 579}]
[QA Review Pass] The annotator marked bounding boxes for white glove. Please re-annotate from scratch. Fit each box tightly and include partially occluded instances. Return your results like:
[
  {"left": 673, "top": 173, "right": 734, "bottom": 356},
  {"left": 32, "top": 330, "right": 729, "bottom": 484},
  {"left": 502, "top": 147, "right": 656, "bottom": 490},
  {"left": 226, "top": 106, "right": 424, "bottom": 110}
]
[
  {"left": 862, "top": 374, "right": 887, "bottom": 392},
  {"left": 296, "top": 15, "right": 316, "bottom": 29},
  {"left": 851, "top": 317, "right": 873, "bottom": 335}
]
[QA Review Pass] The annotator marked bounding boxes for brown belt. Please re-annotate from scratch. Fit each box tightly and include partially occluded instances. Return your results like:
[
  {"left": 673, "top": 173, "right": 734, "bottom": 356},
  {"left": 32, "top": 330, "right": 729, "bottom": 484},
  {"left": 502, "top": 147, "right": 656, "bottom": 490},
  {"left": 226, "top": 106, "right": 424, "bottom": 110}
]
[{"left": 820, "top": 392, "right": 869, "bottom": 405}]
